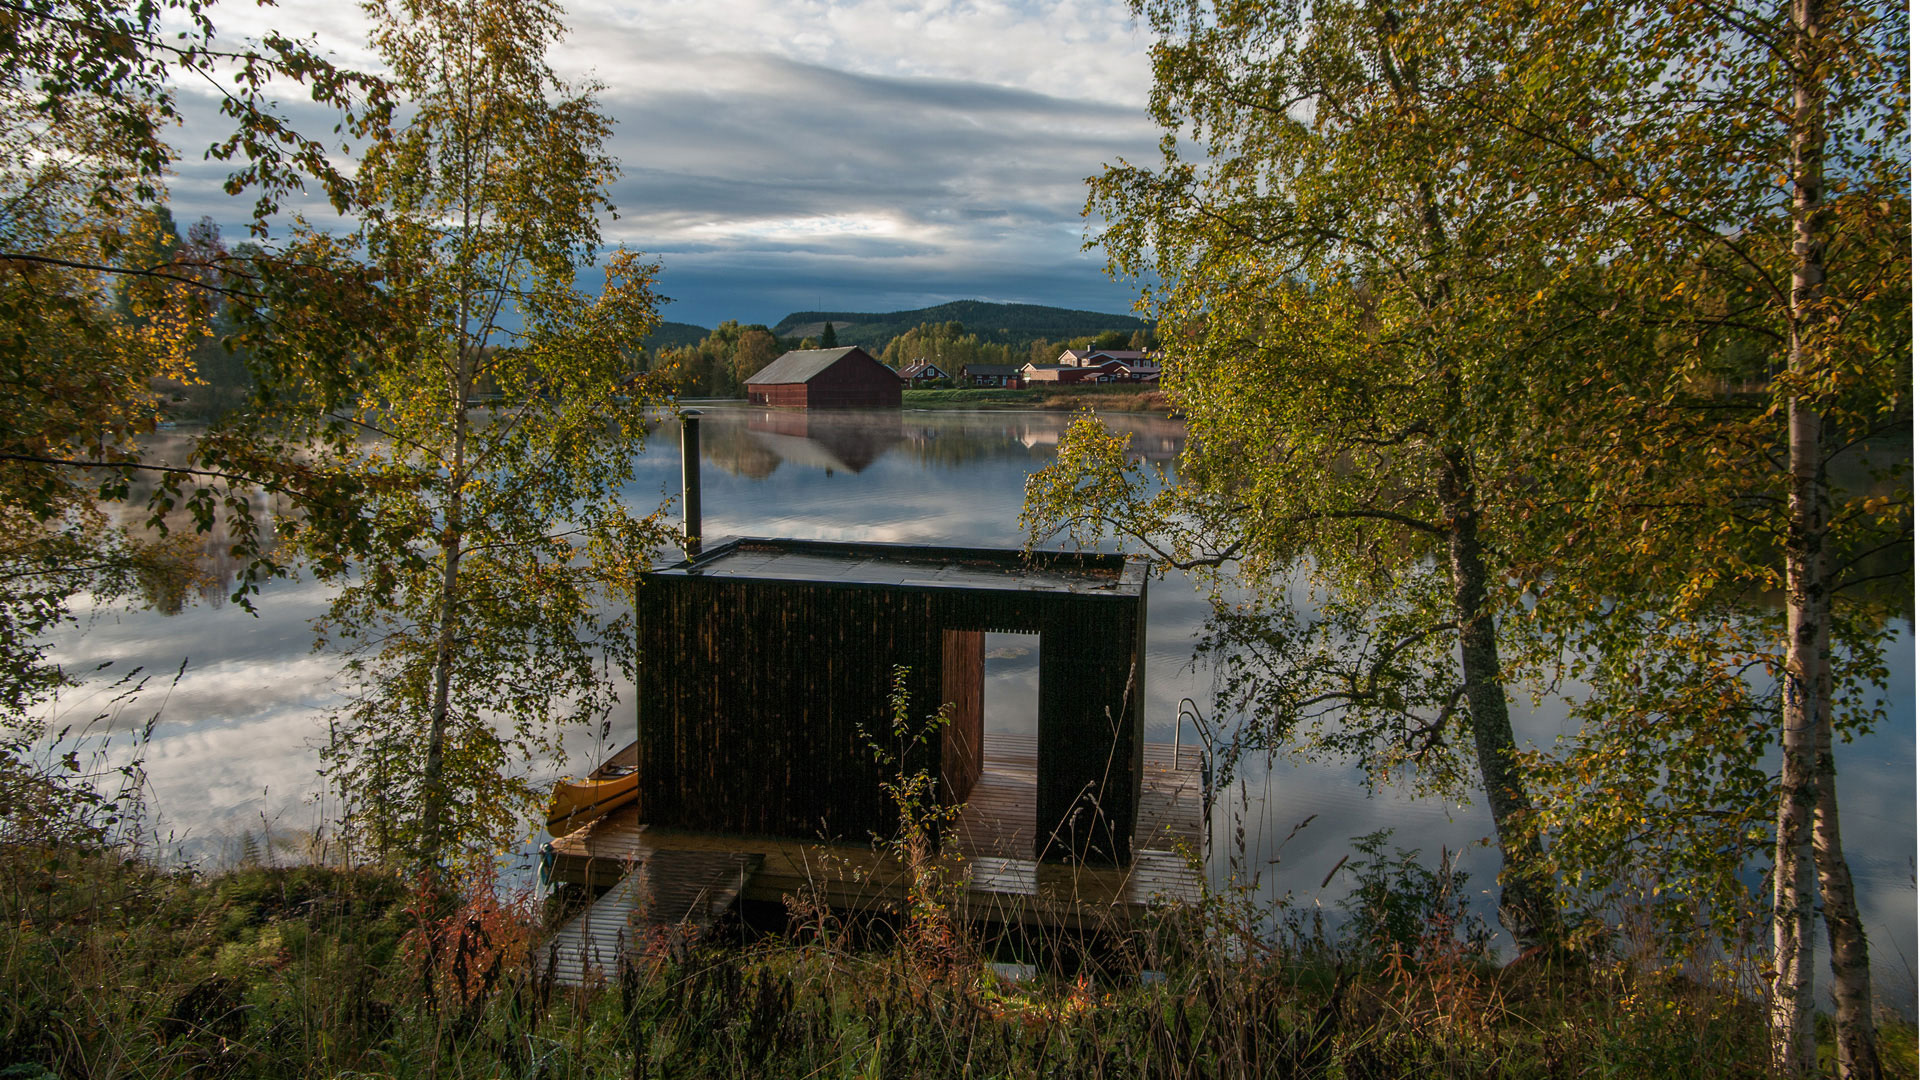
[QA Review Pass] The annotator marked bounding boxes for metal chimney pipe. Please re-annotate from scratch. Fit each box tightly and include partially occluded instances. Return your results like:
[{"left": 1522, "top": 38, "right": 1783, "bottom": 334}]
[{"left": 680, "top": 410, "right": 702, "bottom": 559}]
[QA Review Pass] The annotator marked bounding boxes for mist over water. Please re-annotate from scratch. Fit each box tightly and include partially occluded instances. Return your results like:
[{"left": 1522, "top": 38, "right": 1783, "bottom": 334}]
[{"left": 42, "top": 404, "right": 1915, "bottom": 1010}]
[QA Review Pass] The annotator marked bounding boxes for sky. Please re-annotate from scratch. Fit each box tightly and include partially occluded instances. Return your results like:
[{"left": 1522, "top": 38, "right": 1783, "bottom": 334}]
[{"left": 165, "top": 0, "right": 1166, "bottom": 329}]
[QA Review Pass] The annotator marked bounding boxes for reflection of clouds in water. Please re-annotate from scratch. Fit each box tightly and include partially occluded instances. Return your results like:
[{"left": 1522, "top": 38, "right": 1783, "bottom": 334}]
[
  {"left": 1833, "top": 622, "right": 1917, "bottom": 1011},
  {"left": 671, "top": 405, "right": 1914, "bottom": 995},
  {"left": 44, "top": 574, "right": 347, "bottom": 864},
  {"left": 982, "top": 632, "right": 1041, "bottom": 738}
]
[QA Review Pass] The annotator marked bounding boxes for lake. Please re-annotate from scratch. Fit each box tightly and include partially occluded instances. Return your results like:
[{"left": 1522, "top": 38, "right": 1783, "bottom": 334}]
[{"left": 42, "top": 404, "right": 1915, "bottom": 1008}]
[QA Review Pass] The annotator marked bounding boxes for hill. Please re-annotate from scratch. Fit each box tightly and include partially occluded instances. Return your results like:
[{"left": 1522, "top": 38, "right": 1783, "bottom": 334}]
[
  {"left": 642, "top": 321, "right": 711, "bottom": 351},
  {"left": 772, "top": 300, "right": 1148, "bottom": 352}
]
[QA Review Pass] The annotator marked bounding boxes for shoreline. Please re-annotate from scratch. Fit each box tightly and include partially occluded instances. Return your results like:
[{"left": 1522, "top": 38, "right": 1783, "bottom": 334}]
[{"left": 902, "top": 385, "right": 1172, "bottom": 413}]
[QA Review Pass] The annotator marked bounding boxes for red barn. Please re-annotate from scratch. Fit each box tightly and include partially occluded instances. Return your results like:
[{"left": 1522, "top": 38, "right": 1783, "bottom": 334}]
[{"left": 745, "top": 347, "right": 902, "bottom": 408}]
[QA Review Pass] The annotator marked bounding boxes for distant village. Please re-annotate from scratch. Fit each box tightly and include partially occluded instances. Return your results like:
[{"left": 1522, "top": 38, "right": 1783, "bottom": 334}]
[{"left": 745, "top": 345, "right": 1161, "bottom": 408}]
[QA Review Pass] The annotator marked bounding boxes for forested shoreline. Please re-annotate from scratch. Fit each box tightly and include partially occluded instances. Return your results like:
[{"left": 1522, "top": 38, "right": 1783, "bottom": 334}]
[{"left": 1, "top": 0, "right": 1909, "bottom": 1074}]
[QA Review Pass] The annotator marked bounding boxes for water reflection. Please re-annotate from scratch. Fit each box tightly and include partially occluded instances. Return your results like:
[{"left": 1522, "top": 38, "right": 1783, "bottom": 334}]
[
  {"left": 687, "top": 406, "right": 1187, "bottom": 477},
  {"left": 741, "top": 410, "right": 904, "bottom": 475},
  {"left": 41, "top": 403, "right": 1915, "bottom": 1012},
  {"left": 89, "top": 430, "right": 286, "bottom": 611}
]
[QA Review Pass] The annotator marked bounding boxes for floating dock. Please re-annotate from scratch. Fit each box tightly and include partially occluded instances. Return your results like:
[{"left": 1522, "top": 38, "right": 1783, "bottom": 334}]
[{"left": 540, "top": 732, "right": 1205, "bottom": 985}]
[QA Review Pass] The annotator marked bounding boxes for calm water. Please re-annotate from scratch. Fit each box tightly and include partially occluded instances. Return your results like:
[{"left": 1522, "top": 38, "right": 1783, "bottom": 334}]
[{"left": 44, "top": 405, "right": 1916, "bottom": 1006}]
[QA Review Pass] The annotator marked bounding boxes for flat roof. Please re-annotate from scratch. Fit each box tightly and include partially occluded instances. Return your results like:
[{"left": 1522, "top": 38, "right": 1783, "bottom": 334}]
[{"left": 654, "top": 538, "right": 1145, "bottom": 596}]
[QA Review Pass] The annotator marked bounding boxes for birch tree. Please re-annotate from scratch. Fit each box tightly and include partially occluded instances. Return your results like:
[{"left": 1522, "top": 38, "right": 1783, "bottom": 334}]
[
  {"left": 1037, "top": 4, "right": 1906, "bottom": 1025},
  {"left": 1026, "top": 0, "right": 1638, "bottom": 950},
  {"left": 301, "top": 0, "right": 675, "bottom": 867},
  {"left": 1488, "top": 0, "right": 1909, "bottom": 1069}
]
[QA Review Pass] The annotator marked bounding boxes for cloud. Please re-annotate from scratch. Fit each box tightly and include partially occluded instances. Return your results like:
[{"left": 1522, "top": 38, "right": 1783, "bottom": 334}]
[
  {"left": 156, "top": 0, "right": 1162, "bottom": 327},
  {"left": 562, "top": 0, "right": 1154, "bottom": 109}
]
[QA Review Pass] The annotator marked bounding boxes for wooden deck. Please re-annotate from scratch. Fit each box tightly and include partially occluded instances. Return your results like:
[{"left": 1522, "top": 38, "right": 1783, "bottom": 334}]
[
  {"left": 542, "top": 732, "right": 1206, "bottom": 984},
  {"left": 540, "top": 843, "right": 763, "bottom": 986},
  {"left": 954, "top": 732, "right": 1206, "bottom": 858}
]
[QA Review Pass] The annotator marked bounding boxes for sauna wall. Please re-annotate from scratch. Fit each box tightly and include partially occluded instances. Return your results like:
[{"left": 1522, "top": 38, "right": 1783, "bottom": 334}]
[{"left": 634, "top": 565, "right": 1149, "bottom": 862}]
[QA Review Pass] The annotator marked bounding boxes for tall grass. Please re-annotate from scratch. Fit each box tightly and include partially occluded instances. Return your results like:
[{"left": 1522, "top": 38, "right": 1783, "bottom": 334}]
[
  {"left": 9, "top": 824, "right": 1902, "bottom": 1077},
  {"left": 1, "top": 695, "right": 1907, "bottom": 1078}
]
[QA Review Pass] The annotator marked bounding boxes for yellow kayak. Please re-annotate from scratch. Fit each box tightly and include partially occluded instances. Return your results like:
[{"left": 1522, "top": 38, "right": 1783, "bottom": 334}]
[{"left": 545, "top": 771, "right": 639, "bottom": 835}]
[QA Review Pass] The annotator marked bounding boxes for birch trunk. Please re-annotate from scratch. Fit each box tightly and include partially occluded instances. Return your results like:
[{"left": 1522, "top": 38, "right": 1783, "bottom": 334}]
[
  {"left": 418, "top": 340, "right": 472, "bottom": 866},
  {"left": 1773, "top": 389, "right": 1820, "bottom": 1070},
  {"left": 1816, "top": 679, "right": 1882, "bottom": 1078},
  {"left": 1777, "top": 0, "right": 1881, "bottom": 1070},
  {"left": 1440, "top": 446, "right": 1559, "bottom": 950}
]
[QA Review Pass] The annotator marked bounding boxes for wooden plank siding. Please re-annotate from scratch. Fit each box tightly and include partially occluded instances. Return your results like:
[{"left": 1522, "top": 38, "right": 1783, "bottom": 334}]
[
  {"left": 940, "top": 629, "right": 985, "bottom": 802},
  {"left": 635, "top": 539, "right": 1150, "bottom": 864},
  {"left": 746, "top": 349, "right": 902, "bottom": 408}
]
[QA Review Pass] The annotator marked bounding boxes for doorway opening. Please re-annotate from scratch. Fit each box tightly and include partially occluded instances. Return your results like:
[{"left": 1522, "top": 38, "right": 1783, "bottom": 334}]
[
  {"left": 982, "top": 631, "right": 1041, "bottom": 742},
  {"left": 938, "top": 632, "right": 1040, "bottom": 799},
  {"left": 940, "top": 630, "right": 1041, "bottom": 857}
]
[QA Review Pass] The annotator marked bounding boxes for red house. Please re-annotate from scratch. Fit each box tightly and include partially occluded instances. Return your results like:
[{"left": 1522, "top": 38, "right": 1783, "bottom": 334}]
[{"left": 746, "top": 347, "right": 903, "bottom": 408}]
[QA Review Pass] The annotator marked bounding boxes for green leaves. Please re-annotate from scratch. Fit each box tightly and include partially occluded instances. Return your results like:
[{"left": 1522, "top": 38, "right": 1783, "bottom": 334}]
[
  {"left": 0, "top": 0, "right": 398, "bottom": 720},
  {"left": 1053, "top": 0, "right": 1643, "bottom": 947},
  {"left": 1054, "top": 0, "right": 1898, "bottom": 956},
  {"left": 305, "top": 0, "right": 675, "bottom": 868}
]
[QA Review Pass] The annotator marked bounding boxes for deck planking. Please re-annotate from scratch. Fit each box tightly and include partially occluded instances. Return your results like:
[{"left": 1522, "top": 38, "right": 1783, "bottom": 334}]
[
  {"left": 541, "top": 845, "right": 764, "bottom": 986},
  {"left": 545, "top": 733, "right": 1207, "bottom": 967}
]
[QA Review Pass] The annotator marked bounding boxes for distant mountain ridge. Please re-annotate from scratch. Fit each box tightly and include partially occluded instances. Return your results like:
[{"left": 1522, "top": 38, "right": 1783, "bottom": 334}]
[
  {"left": 641, "top": 321, "right": 712, "bottom": 351},
  {"left": 772, "top": 300, "right": 1148, "bottom": 351}
]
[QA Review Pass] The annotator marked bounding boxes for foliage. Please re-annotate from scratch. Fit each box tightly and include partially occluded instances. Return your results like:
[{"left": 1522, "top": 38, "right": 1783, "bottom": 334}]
[
  {"left": 771, "top": 299, "right": 1149, "bottom": 352},
  {"left": 2, "top": 841, "right": 1882, "bottom": 1080},
  {"left": 648, "top": 308, "right": 1161, "bottom": 399},
  {"left": 0, "top": 687, "right": 1877, "bottom": 1080},
  {"left": 640, "top": 320, "right": 712, "bottom": 353},
  {"left": 1496, "top": 0, "right": 1910, "bottom": 899},
  {"left": 3, "top": 0, "right": 382, "bottom": 226},
  {"left": 1043, "top": 0, "right": 1909, "bottom": 1001},
  {"left": 1468, "top": 0, "right": 1909, "bottom": 1065},
  {"left": 651, "top": 319, "right": 787, "bottom": 397},
  {"left": 860, "top": 667, "right": 967, "bottom": 976},
  {"left": 0, "top": 664, "right": 169, "bottom": 853},
  {"left": 300, "top": 0, "right": 675, "bottom": 868},
  {"left": 902, "top": 385, "right": 1168, "bottom": 412},
  {"left": 0, "top": 0, "right": 388, "bottom": 724},
  {"left": 1517, "top": 0, "right": 1906, "bottom": 783},
  {"left": 1035, "top": 0, "right": 1628, "bottom": 937},
  {"left": 1338, "top": 831, "right": 1491, "bottom": 965},
  {"left": 878, "top": 320, "right": 1021, "bottom": 374}
]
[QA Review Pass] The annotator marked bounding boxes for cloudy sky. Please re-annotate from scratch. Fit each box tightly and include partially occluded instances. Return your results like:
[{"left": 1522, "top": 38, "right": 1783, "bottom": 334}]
[{"left": 167, "top": 0, "right": 1165, "bottom": 328}]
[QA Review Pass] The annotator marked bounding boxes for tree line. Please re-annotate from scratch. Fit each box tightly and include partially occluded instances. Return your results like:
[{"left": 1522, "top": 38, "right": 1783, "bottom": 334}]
[
  {"left": 649, "top": 320, "right": 1161, "bottom": 394},
  {"left": 0, "top": 0, "right": 1908, "bottom": 1073}
]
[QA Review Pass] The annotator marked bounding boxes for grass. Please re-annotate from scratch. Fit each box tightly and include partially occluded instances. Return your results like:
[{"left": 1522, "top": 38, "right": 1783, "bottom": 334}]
[
  {"left": 2, "top": 716, "right": 1907, "bottom": 1080},
  {"left": 5, "top": 836, "right": 1907, "bottom": 1079},
  {"left": 903, "top": 385, "right": 1172, "bottom": 413}
]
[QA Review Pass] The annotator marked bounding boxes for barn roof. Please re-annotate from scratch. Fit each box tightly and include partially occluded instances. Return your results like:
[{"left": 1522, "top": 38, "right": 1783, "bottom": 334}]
[{"left": 746, "top": 347, "right": 872, "bottom": 386}]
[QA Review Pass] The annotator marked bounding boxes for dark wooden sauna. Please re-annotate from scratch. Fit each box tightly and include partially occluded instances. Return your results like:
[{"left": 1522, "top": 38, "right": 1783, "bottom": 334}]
[{"left": 633, "top": 538, "right": 1150, "bottom": 864}]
